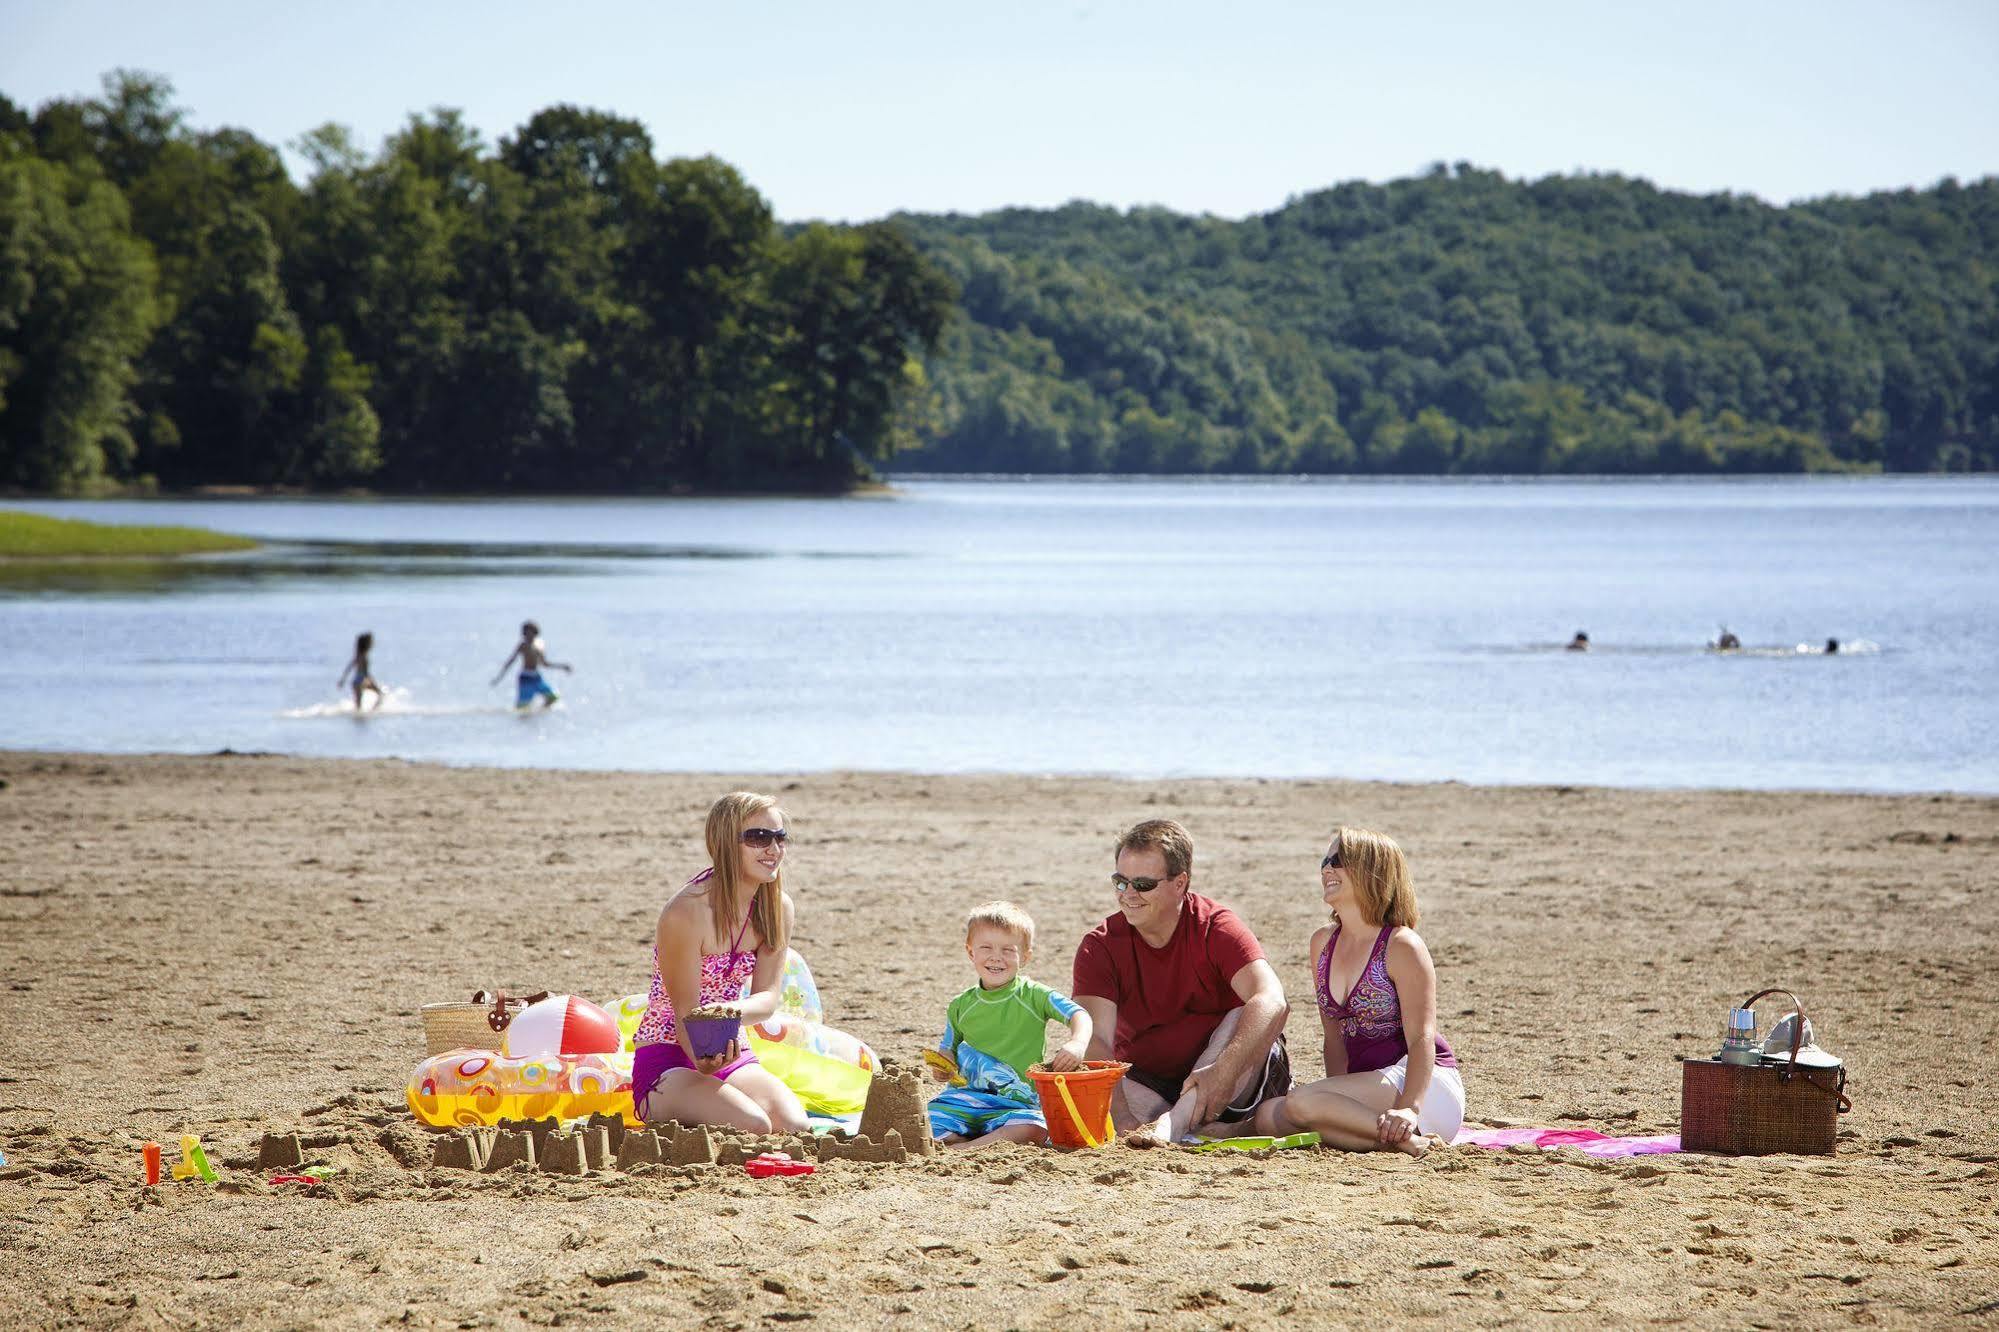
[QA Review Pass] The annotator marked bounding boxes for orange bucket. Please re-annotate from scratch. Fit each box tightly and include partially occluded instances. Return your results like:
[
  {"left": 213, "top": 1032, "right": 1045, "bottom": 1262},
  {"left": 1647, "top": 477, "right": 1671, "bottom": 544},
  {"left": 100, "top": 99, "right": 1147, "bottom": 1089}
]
[{"left": 1026, "top": 1061, "right": 1129, "bottom": 1149}]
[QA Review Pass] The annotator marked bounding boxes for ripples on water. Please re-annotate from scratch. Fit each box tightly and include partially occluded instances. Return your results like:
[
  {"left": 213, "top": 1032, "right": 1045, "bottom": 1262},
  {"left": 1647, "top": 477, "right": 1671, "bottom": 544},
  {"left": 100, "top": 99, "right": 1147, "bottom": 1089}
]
[{"left": 3, "top": 478, "right": 1994, "bottom": 794}]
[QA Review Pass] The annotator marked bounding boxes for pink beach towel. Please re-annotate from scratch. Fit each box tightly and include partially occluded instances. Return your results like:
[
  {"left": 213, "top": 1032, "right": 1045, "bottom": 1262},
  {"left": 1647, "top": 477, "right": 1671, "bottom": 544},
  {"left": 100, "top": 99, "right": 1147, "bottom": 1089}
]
[{"left": 1454, "top": 1127, "right": 1682, "bottom": 1159}]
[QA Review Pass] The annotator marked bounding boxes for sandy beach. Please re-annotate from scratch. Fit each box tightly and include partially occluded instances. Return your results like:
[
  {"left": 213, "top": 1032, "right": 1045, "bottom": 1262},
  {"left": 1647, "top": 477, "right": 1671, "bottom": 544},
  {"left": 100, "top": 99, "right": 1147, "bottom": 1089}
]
[{"left": 3, "top": 751, "right": 1996, "bottom": 1328}]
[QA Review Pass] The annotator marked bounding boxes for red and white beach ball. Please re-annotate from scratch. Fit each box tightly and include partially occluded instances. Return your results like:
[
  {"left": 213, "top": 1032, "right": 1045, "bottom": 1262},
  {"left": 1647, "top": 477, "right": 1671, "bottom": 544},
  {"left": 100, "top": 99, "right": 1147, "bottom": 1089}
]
[{"left": 502, "top": 994, "right": 622, "bottom": 1058}]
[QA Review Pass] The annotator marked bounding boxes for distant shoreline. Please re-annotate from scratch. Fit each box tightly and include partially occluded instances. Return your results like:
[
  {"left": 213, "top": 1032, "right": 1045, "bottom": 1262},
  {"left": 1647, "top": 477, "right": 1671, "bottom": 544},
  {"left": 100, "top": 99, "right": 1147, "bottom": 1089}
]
[
  {"left": 3, "top": 745, "right": 1989, "bottom": 801},
  {"left": 0, "top": 509, "right": 259, "bottom": 559},
  {"left": 16, "top": 472, "right": 1999, "bottom": 504},
  {"left": 0, "top": 479, "right": 903, "bottom": 503}
]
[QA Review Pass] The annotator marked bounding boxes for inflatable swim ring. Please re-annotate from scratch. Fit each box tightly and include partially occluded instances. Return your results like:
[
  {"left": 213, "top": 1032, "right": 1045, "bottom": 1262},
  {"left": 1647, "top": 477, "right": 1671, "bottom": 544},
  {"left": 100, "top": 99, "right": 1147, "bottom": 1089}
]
[
  {"left": 407, "top": 1049, "right": 639, "bottom": 1129},
  {"left": 407, "top": 952, "right": 878, "bottom": 1126}
]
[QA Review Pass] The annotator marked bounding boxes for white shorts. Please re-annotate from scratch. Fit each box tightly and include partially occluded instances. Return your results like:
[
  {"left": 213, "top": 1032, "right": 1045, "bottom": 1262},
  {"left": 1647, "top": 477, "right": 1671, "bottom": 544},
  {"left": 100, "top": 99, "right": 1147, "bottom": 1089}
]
[{"left": 1379, "top": 1058, "right": 1466, "bottom": 1141}]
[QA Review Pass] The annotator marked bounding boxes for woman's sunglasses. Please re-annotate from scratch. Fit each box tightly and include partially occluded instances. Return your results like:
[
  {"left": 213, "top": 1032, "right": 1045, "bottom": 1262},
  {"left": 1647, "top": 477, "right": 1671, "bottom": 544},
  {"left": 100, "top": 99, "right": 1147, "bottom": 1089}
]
[
  {"left": 1321, "top": 847, "right": 1342, "bottom": 870},
  {"left": 741, "top": 828, "right": 789, "bottom": 848}
]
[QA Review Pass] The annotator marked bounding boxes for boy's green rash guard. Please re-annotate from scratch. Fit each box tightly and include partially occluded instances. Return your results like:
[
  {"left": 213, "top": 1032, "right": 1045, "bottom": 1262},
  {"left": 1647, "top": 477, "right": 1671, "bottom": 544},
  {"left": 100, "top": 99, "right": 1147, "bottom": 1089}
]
[{"left": 939, "top": 975, "right": 1082, "bottom": 1075}]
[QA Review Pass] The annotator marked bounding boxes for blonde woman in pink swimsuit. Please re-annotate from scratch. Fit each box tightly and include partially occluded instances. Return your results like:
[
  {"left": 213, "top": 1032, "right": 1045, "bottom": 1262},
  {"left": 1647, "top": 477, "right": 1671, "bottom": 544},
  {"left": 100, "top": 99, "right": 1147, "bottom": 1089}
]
[{"left": 632, "top": 792, "right": 809, "bottom": 1134}]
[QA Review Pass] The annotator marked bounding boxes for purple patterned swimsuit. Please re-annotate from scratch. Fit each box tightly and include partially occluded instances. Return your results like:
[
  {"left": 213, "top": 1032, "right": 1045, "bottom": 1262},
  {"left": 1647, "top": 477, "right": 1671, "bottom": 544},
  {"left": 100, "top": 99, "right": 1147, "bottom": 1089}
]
[{"left": 1316, "top": 923, "right": 1457, "bottom": 1074}]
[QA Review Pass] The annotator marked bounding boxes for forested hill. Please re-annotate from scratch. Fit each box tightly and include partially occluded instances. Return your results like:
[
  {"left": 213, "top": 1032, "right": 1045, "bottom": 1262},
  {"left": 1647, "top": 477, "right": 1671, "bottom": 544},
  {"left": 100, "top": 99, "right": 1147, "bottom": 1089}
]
[
  {"left": 4, "top": 75, "right": 1995, "bottom": 493},
  {"left": 1, "top": 74, "right": 954, "bottom": 494},
  {"left": 891, "top": 167, "right": 1999, "bottom": 474}
]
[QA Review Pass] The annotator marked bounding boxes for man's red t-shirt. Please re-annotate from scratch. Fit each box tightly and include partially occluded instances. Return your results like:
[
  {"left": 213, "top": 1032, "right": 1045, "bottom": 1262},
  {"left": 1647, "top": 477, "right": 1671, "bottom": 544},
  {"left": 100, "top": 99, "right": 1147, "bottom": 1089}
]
[{"left": 1071, "top": 892, "right": 1265, "bottom": 1086}]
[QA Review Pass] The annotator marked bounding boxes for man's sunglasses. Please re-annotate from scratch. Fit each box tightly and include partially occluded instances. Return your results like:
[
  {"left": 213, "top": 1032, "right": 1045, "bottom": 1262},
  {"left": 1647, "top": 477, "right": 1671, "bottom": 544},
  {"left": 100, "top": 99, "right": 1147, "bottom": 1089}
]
[
  {"left": 1111, "top": 874, "right": 1166, "bottom": 894},
  {"left": 741, "top": 828, "right": 789, "bottom": 848}
]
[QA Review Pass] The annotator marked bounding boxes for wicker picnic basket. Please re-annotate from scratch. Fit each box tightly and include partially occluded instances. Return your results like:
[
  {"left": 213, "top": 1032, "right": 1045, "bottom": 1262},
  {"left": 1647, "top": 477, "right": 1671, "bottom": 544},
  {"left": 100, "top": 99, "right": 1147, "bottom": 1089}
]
[
  {"left": 1681, "top": 987, "right": 1850, "bottom": 1156},
  {"left": 418, "top": 989, "right": 547, "bottom": 1056}
]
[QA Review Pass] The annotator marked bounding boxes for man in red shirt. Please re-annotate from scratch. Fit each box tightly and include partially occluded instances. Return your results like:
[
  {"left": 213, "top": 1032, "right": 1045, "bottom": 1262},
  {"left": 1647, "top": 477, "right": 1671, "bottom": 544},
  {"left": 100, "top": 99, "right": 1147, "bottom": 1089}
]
[{"left": 1072, "top": 819, "right": 1290, "bottom": 1144}]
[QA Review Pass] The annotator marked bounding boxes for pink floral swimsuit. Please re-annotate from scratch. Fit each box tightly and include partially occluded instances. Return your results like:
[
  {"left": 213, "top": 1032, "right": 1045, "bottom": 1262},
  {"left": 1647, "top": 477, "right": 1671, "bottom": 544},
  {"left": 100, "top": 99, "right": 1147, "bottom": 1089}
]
[{"left": 632, "top": 869, "right": 759, "bottom": 1110}]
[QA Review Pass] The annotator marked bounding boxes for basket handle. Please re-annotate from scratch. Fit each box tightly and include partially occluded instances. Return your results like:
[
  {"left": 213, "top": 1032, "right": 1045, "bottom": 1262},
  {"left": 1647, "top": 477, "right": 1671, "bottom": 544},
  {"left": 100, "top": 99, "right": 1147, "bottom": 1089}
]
[
  {"left": 1739, "top": 987, "right": 1850, "bottom": 1109},
  {"left": 1051, "top": 1073, "right": 1115, "bottom": 1148},
  {"left": 1738, "top": 987, "right": 1808, "bottom": 1065},
  {"left": 473, "top": 989, "right": 550, "bottom": 1032}
]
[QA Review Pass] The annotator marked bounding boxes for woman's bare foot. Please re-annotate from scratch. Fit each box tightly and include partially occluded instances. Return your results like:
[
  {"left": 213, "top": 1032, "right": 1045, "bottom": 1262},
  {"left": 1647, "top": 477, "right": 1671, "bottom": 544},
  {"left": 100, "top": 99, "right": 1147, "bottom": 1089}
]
[{"left": 1397, "top": 1132, "right": 1447, "bottom": 1160}]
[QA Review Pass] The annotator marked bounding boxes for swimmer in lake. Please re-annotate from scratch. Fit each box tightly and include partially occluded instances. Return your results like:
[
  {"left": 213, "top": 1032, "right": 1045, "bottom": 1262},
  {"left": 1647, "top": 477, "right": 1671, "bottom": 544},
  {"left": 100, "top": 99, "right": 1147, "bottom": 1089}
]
[
  {"left": 492, "top": 620, "right": 573, "bottom": 709},
  {"left": 1566, "top": 631, "right": 1590, "bottom": 652},
  {"left": 338, "top": 632, "right": 385, "bottom": 711}
]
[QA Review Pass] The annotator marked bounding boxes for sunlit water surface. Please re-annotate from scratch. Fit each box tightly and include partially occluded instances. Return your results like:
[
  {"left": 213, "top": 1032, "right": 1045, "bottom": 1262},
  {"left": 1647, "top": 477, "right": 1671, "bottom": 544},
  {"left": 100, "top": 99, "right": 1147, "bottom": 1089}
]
[{"left": 4, "top": 476, "right": 1995, "bottom": 794}]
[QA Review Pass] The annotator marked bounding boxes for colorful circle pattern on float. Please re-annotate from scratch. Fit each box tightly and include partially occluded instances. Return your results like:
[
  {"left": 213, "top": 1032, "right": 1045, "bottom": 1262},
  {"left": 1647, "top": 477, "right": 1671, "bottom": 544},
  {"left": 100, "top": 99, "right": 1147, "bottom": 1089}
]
[{"left": 407, "top": 1050, "right": 639, "bottom": 1128}]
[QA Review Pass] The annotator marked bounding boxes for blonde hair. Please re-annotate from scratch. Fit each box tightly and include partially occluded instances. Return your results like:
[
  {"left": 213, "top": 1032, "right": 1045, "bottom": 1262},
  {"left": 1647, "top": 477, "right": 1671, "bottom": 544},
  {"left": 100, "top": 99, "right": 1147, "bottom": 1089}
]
[
  {"left": 703, "top": 792, "right": 787, "bottom": 954},
  {"left": 965, "top": 901, "right": 1036, "bottom": 952},
  {"left": 1117, "top": 818, "right": 1193, "bottom": 881},
  {"left": 1330, "top": 825, "right": 1419, "bottom": 928}
]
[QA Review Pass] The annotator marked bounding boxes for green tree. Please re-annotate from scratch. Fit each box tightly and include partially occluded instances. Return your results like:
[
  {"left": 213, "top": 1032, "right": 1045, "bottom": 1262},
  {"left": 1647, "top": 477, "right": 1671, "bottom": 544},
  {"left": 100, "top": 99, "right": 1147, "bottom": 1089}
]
[
  {"left": 0, "top": 155, "right": 160, "bottom": 490},
  {"left": 146, "top": 201, "right": 306, "bottom": 485},
  {"left": 287, "top": 326, "right": 380, "bottom": 483},
  {"left": 751, "top": 222, "right": 955, "bottom": 485}
]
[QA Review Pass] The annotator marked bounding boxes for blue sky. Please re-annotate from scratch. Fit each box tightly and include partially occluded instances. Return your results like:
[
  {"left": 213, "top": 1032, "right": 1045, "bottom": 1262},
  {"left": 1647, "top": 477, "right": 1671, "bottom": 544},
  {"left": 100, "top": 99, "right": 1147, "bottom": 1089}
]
[{"left": 4, "top": 1, "right": 1995, "bottom": 222}]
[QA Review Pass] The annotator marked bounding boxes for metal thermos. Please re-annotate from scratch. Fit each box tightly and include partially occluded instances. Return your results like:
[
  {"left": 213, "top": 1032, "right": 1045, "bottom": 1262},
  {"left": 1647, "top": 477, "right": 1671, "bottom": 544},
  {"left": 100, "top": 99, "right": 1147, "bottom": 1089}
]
[{"left": 1718, "top": 1007, "right": 1761, "bottom": 1065}]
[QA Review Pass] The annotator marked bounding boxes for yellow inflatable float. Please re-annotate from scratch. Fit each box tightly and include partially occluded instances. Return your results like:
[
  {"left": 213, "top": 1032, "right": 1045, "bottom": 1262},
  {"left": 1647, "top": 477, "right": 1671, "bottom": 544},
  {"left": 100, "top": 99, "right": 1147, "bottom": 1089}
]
[{"left": 407, "top": 952, "right": 876, "bottom": 1127}]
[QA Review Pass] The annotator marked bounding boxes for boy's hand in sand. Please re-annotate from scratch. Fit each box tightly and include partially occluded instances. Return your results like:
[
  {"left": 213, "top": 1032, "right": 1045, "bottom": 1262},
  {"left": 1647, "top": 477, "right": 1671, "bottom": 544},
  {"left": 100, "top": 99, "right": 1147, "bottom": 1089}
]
[
  {"left": 1046, "top": 1040, "right": 1086, "bottom": 1072},
  {"left": 1376, "top": 1107, "right": 1420, "bottom": 1146}
]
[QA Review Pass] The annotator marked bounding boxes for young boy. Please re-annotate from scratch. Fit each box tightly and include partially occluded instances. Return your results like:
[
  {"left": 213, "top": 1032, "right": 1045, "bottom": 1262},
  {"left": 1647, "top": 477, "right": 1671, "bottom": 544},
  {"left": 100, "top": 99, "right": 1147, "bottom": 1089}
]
[
  {"left": 926, "top": 902, "right": 1092, "bottom": 1148},
  {"left": 491, "top": 620, "right": 573, "bottom": 709}
]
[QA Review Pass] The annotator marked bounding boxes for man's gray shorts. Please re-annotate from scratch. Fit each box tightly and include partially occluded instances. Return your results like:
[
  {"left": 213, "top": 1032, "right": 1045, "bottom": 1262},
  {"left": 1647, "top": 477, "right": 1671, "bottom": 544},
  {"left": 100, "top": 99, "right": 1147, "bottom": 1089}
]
[{"left": 1127, "top": 1036, "right": 1292, "bottom": 1125}]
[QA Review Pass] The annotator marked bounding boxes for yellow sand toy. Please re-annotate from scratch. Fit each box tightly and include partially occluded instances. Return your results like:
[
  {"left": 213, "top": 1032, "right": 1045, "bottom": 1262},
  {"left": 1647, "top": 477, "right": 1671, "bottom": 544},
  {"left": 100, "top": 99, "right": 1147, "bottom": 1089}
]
[
  {"left": 921, "top": 1047, "right": 967, "bottom": 1086},
  {"left": 171, "top": 1134, "right": 217, "bottom": 1182}
]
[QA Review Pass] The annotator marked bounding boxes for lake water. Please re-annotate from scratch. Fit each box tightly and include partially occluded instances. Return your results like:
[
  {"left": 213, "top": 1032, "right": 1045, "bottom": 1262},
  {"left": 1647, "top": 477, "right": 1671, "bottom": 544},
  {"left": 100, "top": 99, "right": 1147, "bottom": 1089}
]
[{"left": 4, "top": 477, "right": 1996, "bottom": 794}]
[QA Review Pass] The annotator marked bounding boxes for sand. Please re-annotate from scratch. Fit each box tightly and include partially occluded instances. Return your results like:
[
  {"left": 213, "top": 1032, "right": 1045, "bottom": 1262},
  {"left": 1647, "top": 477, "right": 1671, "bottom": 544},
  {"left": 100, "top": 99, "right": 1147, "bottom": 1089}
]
[{"left": 2, "top": 751, "right": 1996, "bottom": 1328}]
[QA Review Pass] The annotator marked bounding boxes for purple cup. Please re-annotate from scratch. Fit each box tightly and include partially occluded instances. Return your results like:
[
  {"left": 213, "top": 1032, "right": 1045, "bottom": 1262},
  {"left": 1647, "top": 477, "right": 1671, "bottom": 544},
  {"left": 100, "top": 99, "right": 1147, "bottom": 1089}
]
[{"left": 684, "top": 1014, "right": 741, "bottom": 1059}]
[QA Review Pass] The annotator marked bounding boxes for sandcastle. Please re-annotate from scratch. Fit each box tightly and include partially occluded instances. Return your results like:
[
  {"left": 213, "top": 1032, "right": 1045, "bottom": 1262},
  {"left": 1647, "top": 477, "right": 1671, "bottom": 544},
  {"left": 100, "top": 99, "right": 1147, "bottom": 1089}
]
[
  {"left": 426, "top": 1060, "right": 936, "bottom": 1173},
  {"left": 256, "top": 1133, "right": 303, "bottom": 1170},
  {"left": 851, "top": 1060, "right": 934, "bottom": 1160}
]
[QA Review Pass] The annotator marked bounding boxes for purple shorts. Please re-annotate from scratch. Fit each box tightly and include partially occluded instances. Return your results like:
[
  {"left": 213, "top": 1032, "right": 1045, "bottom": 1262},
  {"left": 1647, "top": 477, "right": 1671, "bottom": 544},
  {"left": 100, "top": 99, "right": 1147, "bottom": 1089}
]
[{"left": 633, "top": 1040, "right": 760, "bottom": 1115}]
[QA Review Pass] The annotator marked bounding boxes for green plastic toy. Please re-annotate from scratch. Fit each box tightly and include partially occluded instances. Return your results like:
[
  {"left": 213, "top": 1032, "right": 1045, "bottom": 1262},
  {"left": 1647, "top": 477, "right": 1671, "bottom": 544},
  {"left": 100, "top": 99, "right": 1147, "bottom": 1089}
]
[
  {"left": 171, "top": 1134, "right": 217, "bottom": 1183},
  {"left": 1188, "top": 1131, "right": 1321, "bottom": 1153}
]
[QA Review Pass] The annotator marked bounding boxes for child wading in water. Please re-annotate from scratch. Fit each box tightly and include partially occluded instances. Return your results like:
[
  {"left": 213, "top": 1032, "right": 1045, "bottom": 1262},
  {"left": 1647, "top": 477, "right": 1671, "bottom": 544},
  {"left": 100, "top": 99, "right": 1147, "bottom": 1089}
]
[
  {"left": 337, "top": 633, "right": 384, "bottom": 712},
  {"left": 926, "top": 902, "right": 1092, "bottom": 1148},
  {"left": 491, "top": 620, "right": 572, "bottom": 709}
]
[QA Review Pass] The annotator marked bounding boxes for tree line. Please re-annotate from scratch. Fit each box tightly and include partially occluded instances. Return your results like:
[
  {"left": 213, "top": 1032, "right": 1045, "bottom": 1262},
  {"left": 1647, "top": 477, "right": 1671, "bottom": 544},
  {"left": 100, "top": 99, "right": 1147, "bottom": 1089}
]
[
  {"left": 893, "top": 166, "right": 1998, "bottom": 474},
  {"left": 1, "top": 72, "right": 955, "bottom": 494},
  {"left": 4, "top": 75, "right": 1994, "bottom": 493}
]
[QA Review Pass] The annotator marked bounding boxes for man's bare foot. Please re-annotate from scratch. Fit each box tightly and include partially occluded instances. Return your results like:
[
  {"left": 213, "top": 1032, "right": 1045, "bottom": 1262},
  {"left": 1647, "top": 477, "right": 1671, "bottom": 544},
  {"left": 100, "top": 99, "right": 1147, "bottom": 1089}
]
[{"left": 1195, "top": 1118, "right": 1258, "bottom": 1140}]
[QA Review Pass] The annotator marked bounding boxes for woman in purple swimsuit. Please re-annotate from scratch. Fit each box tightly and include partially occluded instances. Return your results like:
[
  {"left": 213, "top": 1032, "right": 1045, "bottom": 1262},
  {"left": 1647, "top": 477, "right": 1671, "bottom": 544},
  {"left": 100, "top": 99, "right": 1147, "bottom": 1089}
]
[
  {"left": 1252, "top": 826, "right": 1464, "bottom": 1157},
  {"left": 632, "top": 792, "right": 809, "bottom": 1134}
]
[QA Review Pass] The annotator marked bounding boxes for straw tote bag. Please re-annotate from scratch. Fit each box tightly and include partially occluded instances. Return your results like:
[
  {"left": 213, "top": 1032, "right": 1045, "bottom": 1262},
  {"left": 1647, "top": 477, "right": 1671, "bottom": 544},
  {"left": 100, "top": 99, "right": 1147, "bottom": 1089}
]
[{"left": 418, "top": 989, "right": 548, "bottom": 1056}]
